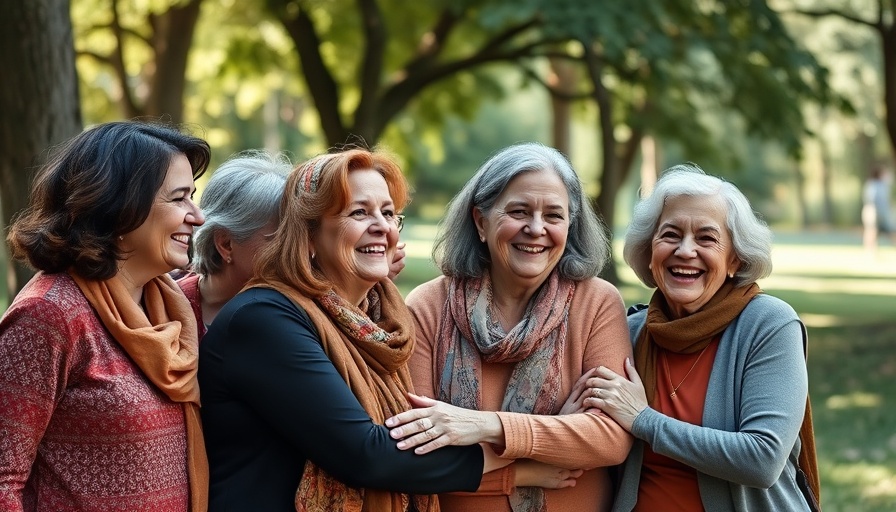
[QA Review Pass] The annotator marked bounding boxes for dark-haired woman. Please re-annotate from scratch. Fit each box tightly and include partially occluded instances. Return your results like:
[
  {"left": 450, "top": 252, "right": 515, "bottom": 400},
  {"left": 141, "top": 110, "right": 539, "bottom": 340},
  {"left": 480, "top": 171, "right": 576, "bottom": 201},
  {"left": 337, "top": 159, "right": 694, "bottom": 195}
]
[{"left": 0, "top": 121, "right": 210, "bottom": 511}]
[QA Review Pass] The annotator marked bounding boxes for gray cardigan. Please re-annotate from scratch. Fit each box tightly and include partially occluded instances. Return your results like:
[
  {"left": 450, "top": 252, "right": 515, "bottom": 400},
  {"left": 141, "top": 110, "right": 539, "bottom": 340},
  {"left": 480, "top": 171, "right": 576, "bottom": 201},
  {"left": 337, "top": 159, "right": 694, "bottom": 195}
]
[{"left": 613, "top": 294, "right": 813, "bottom": 512}]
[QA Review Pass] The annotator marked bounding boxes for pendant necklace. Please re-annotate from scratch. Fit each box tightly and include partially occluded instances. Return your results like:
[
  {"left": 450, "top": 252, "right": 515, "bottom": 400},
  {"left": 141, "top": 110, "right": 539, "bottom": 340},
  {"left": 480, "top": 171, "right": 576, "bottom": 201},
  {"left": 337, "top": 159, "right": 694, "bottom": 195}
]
[{"left": 662, "top": 344, "right": 710, "bottom": 399}]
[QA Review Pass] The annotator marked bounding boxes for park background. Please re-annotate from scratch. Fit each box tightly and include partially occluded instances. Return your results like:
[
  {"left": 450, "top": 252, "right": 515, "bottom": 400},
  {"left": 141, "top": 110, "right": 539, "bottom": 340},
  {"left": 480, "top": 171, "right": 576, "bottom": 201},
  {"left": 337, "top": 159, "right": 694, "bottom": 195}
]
[{"left": 2, "top": 1, "right": 895, "bottom": 510}]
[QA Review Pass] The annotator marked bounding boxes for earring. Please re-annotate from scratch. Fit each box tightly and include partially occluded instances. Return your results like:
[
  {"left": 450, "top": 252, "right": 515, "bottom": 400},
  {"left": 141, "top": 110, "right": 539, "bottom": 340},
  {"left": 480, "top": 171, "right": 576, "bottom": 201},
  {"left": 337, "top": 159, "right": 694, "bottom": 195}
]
[
  {"left": 226, "top": 257, "right": 232, "bottom": 264},
  {"left": 311, "top": 252, "right": 316, "bottom": 259},
  {"left": 728, "top": 271, "right": 734, "bottom": 278},
  {"left": 118, "top": 235, "right": 124, "bottom": 241}
]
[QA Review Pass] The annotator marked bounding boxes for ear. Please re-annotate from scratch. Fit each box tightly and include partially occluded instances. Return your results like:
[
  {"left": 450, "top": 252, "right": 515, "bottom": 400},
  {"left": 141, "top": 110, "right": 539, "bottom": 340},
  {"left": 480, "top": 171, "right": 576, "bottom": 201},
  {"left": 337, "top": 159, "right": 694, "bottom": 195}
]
[
  {"left": 728, "top": 255, "right": 741, "bottom": 278},
  {"left": 214, "top": 229, "right": 234, "bottom": 264},
  {"left": 472, "top": 207, "right": 487, "bottom": 243}
]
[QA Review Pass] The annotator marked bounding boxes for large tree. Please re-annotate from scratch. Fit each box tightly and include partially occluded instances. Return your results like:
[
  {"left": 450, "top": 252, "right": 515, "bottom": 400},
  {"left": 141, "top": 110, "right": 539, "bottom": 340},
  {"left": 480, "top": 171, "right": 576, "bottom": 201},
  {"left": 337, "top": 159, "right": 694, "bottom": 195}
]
[
  {"left": 75, "top": 0, "right": 203, "bottom": 123},
  {"left": 791, "top": 1, "right": 896, "bottom": 159},
  {"left": 0, "top": 0, "right": 82, "bottom": 297},
  {"left": 265, "top": 0, "right": 566, "bottom": 147},
  {"left": 531, "top": 0, "right": 833, "bottom": 282}
]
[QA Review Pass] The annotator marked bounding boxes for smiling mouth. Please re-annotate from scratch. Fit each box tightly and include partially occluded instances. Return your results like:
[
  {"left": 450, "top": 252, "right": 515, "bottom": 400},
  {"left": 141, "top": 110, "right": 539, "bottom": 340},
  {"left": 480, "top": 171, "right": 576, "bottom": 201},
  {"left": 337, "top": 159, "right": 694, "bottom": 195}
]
[
  {"left": 669, "top": 267, "right": 704, "bottom": 278},
  {"left": 513, "top": 244, "right": 548, "bottom": 254},
  {"left": 357, "top": 245, "right": 386, "bottom": 254},
  {"left": 172, "top": 234, "right": 190, "bottom": 245}
]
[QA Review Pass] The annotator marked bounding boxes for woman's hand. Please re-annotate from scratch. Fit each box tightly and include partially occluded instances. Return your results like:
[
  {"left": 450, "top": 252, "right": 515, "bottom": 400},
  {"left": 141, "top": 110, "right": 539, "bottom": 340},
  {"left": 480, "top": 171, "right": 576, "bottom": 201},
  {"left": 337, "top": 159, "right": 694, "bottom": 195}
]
[
  {"left": 558, "top": 367, "right": 599, "bottom": 414},
  {"left": 584, "top": 358, "right": 648, "bottom": 432},
  {"left": 514, "top": 459, "right": 584, "bottom": 489},
  {"left": 388, "top": 242, "right": 407, "bottom": 281},
  {"left": 385, "top": 393, "right": 503, "bottom": 454}
]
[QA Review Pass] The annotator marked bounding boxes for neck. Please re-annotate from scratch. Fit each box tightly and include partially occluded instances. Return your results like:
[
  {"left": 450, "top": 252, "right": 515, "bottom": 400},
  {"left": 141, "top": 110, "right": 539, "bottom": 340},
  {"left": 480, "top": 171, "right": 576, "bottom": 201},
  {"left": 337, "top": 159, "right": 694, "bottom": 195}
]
[
  {"left": 488, "top": 270, "right": 543, "bottom": 327},
  {"left": 198, "top": 271, "right": 244, "bottom": 324},
  {"left": 116, "top": 266, "right": 148, "bottom": 305},
  {"left": 330, "top": 279, "right": 374, "bottom": 307}
]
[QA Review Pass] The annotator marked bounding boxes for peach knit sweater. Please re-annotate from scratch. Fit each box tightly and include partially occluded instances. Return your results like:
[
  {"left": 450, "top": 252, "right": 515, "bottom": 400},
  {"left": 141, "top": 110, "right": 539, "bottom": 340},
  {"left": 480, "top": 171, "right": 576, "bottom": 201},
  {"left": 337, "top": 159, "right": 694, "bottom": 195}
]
[{"left": 407, "top": 276, "right": 634, "bottom": 512}]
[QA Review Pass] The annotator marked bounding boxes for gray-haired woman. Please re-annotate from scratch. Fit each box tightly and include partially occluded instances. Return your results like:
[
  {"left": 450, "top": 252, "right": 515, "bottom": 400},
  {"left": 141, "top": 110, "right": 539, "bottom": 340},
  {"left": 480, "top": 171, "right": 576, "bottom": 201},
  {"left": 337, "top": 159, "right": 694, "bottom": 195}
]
[
  {"left": 588, "top": 163, "right": 820, "bottom": 512},
  {"left": 385, "top": 142, "right": 633, "bottom": 512},
  {"left": 177, "top": 150, "right": 408, "bottom": 339},
  {"left": 177, "top": 151, "right": 291, "bottom": 338}
]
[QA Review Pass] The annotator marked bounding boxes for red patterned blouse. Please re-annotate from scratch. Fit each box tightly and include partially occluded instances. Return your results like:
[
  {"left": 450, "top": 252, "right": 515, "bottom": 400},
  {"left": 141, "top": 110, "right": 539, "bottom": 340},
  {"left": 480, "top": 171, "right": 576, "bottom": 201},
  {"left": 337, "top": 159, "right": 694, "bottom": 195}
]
[{"left": 0, "top": 272, "right": 190, "bottom": 511}]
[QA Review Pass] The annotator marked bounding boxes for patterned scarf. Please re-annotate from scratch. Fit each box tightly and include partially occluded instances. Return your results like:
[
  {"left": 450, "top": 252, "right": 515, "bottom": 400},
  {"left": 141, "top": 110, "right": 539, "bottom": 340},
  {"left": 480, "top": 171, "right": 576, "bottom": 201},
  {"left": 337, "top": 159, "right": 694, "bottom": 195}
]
[
  {"left": 435, "top": 270, "right": 575, "bottom": 512},
  {"left": 71, "top": 272, "right": 208, "bottom": 512},
  {"left": 634, "top": 280, "right": 819, "bottom": 504},
  {"left": 251, "top": 278, "right": 435, "bottom": 512}
]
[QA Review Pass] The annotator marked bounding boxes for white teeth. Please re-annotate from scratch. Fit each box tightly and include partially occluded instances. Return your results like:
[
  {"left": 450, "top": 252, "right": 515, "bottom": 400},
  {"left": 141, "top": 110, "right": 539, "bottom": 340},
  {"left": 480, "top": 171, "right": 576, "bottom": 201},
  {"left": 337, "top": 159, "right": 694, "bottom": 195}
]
[
  {"left": 172, "top": 234, "right": 189, "bottom": 244},
  {"left": 513, "top": 244, "right": 546, "bottom": 254},
  {"left": 670, "top": 267, "right": 700, "bottom": 275},
  {"left": 357, "top": 246, "right": 385, "bottom": 254}
]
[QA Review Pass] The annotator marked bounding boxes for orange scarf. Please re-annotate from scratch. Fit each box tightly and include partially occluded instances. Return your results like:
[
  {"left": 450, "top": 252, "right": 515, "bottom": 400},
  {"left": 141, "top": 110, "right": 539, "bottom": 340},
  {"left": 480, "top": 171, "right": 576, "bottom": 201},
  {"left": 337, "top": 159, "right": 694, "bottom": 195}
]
[
  {"left": 72, "top": 272, "right": 208, "bottom": 512},
  {"left": 251, "top": 278, "right": 437, "bottom": 512},
  {"left": 634, "top": 281, "right": 819, "bottom": 504}
]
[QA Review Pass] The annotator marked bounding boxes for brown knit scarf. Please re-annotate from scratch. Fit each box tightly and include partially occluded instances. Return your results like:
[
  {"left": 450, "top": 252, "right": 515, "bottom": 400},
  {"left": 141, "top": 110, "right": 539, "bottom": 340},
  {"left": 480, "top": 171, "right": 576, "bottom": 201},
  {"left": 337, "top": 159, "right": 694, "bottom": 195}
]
[
  {"left": 251, "top": 278, "right": 436, "bottom": 512},
  {"left": 634, "top": 281, "right": 820, "bottom": 504},
  {"left": 71, "top": 272, "right": 208, "bottom": 512},
  {"left": 436, "top": 270, "right": 575, "bottom": 512}
]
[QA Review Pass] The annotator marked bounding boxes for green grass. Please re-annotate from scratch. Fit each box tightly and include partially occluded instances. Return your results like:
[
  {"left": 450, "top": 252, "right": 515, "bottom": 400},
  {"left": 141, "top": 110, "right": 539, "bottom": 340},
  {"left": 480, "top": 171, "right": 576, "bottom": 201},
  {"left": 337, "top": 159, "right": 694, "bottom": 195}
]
[{"left": 395, "top": 224, "right": 896, "bottom": 511}]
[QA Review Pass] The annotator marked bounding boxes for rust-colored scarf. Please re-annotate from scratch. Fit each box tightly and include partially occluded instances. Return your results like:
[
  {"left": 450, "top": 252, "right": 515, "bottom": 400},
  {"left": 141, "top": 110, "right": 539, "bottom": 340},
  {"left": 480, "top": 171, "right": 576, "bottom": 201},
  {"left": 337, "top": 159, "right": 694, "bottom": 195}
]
[
  {"left": 634, "top": 281, "right": 820, "bottom": 504},
  {"left": 252, "top": 278, "right": 436, "bottom": 512},
  {"left": 71, "top": 272, "right": 208, "bottom": 512}
]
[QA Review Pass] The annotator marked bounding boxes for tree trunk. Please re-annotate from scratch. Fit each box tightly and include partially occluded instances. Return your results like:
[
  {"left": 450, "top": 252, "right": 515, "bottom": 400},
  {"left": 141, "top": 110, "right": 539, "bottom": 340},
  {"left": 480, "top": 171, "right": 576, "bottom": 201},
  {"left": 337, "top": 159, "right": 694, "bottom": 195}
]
[
  {"left": 0, "top": 0, "right": 82, "bottom": 298},
  {"left": 548, "top": 57, "right": 577, "bottom": 155},
  {"left": 146, "top": 0, "right": 203, "bottom": 122},
  {"left": 793, "top": 164, "right": 810, "bottom": 228},
  {"left": 881, "top": 24, "right": 896, "bottom": 160},
  {"left": 582, "top": 44, "right": 622, "bottom": 284}
]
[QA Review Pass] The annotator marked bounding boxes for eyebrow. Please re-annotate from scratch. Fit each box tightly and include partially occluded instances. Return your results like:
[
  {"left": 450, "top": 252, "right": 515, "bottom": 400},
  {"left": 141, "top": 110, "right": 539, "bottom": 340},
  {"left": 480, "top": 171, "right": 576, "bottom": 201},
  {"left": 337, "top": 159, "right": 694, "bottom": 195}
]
[
  {"left": 165, "top": 185, "right": 195, "bottom": 197},
  {"left": 658, "top": 221, "right": 722, "bottom": 234},
  {"left": 504, "top": 200, "right": 566, "bottom": 210}
]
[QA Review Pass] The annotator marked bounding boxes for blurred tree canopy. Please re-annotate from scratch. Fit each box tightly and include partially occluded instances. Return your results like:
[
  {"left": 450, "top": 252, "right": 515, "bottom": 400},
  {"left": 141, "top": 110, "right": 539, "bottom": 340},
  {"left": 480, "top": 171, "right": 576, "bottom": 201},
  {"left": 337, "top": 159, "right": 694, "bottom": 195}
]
[{"left": 2, "top": 0, "right": 891, "bottom": 294}]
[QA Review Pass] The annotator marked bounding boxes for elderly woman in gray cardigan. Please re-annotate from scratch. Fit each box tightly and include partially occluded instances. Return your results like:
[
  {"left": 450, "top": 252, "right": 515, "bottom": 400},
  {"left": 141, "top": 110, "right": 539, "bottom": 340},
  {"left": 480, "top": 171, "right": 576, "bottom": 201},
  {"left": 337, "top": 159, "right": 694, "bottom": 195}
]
[{"left": 585, "top": 164, "right": 820, "bottom": 512}]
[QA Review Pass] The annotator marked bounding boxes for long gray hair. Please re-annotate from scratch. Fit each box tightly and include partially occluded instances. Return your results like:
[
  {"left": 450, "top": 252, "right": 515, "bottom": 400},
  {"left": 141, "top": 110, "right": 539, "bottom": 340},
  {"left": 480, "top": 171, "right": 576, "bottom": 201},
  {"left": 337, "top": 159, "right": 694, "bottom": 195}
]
[{"left": 434, "top": 142, "right": 610, "bottom": 280}]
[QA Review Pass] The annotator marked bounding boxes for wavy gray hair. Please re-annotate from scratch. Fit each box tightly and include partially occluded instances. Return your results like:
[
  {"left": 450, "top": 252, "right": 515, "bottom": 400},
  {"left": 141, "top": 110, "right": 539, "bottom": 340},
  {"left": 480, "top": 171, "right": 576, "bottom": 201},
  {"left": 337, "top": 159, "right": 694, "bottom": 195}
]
[
  {"left": 192, "top": 150, "right": 292, "bottom": 276},
  {"left": 623, "top": 163, "right": 773, "bottom": 288},
  {"left": 434, "top": 142, "right": 610, "bottom": 280}
]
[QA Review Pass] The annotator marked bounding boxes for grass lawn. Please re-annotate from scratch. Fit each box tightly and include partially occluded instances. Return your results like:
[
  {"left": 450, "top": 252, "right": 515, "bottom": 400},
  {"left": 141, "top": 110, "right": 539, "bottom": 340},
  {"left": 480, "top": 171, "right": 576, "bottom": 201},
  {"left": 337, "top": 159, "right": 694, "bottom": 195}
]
[{"left": 395, "top": 224, "right": 896, "bottom": 512}]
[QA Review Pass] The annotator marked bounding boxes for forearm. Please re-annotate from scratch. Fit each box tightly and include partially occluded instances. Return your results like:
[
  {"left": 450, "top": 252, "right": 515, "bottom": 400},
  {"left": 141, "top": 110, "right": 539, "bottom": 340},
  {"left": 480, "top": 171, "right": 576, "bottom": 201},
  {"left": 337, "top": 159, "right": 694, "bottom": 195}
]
[{"left": 497, "top": 411, "right": 632, "bottom": 469}]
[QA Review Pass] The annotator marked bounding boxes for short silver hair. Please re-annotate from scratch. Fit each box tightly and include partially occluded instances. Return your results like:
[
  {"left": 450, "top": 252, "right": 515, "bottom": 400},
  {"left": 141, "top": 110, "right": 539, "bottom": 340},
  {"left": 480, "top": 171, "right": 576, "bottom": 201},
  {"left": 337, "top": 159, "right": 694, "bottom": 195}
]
[
  {"left": 192, "top": 150, "right": 291, "bottom": 276},
  {"left": 623, "top": 163, "right": 773, "bottom": 288},
  {"left": 434, "top": 142, "right": 610, "bottom": 280}
]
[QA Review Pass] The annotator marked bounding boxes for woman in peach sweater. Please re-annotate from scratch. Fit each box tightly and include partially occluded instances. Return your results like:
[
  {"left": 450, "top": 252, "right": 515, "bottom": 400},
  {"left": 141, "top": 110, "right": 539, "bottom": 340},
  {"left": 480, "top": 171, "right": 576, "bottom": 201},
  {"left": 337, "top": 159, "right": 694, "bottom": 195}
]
[{"left": 386, "top": 142, "right": 633, "bottom": 511}]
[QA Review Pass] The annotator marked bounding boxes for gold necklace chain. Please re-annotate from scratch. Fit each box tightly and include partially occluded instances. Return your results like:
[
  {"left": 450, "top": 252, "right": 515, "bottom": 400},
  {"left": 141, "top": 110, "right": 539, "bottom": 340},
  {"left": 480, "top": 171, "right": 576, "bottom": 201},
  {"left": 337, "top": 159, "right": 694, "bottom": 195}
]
[{"left": 662, "top": 345, "right": 710, "bottom": 399}]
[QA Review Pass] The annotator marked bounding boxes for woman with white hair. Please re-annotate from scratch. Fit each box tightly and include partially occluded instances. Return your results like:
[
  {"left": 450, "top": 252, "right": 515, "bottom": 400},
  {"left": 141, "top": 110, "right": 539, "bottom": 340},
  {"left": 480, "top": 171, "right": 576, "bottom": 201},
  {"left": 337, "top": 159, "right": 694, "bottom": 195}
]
[
  {"left": 385, "top": 142, "right": 633, "bottom": 511},
  {"left": 587, "top": 163, "right": 820, "bottom": 511}
]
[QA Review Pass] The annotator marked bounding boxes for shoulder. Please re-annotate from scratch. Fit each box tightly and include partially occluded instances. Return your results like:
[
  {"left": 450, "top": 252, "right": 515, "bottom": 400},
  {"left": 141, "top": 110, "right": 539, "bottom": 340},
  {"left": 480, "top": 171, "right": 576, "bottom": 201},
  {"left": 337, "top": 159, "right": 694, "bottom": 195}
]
[
  {"left": 570, "top": 276, "right": 624, "bottom": 303},
  {"left": 4, "top": 272, "right": 92, "bottom": 320},
  {"left": 405, "top": 275, "right": 450, "bottom": 309},
  {"left": 175, "top": 271, "right": 200, "bottom": 296},
  {"left": 738, "top": 293, "right": 800, "bottom": 326}
]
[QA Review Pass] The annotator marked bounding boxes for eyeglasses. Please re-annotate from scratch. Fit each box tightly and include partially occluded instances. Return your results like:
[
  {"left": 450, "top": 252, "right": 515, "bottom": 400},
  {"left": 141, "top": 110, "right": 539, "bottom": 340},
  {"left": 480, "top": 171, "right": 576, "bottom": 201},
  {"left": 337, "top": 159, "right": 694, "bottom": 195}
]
[{"left": 392, "top": 214, "right": 405, "bottom": 232}]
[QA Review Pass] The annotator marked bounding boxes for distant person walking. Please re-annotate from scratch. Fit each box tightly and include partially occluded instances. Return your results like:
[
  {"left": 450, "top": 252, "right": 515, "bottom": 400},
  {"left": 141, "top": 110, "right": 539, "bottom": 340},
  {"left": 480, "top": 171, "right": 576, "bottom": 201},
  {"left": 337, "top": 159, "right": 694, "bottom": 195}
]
[{"left": 862, "top": 164, "right": 896, "bottom": 255}]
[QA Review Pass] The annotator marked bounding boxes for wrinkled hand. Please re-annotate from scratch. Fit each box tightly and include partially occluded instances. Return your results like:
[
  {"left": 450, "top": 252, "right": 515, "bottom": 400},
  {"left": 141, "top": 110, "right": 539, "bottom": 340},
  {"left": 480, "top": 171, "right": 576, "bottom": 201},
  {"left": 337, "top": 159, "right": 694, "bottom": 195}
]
[
  {"left": 388, "top": 242, "right": 407, "bottom": 281},
  {"left": 514, "top": 459, "right": 584, "bottom": 489},
  {"left": 558, "top": 368, "right": 599, "bottom": 414},
  {"left": 583, "top": 358, "right": 648, "bottom": 432},
  {"left": 385, "top": 393, "right": 502, "bottom": 455}
]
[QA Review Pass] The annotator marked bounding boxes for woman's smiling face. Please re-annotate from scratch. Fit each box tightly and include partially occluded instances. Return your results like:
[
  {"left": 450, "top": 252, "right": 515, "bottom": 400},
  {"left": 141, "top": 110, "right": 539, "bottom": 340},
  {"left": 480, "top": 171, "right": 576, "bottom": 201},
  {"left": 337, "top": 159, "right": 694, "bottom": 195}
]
[
  {"left": 474, "top": 169, "right": 570, "bottom": 291},
  {"left": 650, "top": 194, "right": 740, "bottom": 318}
]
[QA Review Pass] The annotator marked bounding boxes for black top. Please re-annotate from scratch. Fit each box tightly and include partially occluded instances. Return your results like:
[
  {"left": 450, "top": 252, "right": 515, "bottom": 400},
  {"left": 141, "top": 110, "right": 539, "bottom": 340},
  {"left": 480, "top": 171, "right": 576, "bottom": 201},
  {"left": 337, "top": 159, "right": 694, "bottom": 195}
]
[{"left": 198, "top": 287, "right": 484, "bottom": 511}]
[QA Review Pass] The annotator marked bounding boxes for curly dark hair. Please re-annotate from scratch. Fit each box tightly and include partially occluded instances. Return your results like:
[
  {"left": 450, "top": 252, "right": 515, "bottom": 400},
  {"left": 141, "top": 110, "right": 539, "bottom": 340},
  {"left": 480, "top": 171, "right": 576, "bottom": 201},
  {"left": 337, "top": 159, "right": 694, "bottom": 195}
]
[{"left": 7, "top": 121, "right": 210, "bottom": 280}]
